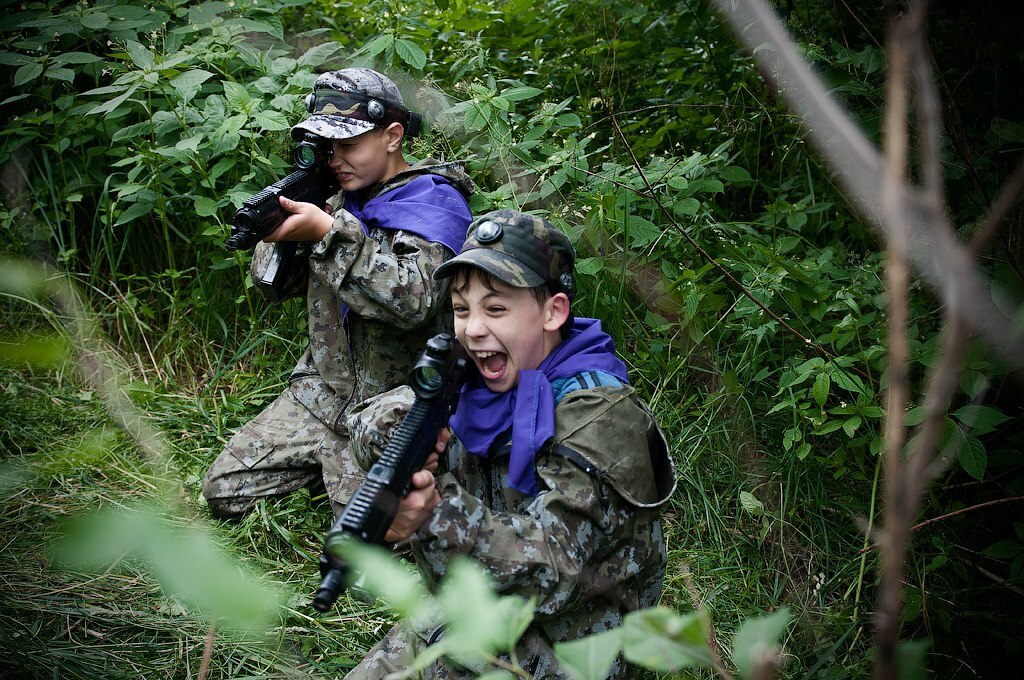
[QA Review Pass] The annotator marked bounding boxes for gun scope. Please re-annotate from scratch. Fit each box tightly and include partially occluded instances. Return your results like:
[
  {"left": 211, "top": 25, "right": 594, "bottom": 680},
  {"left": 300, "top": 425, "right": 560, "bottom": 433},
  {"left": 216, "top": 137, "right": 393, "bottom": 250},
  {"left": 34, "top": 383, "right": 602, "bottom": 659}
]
[
  {"left": 292, "top": 133, "right": 333, "bottom": 169},
  {"left": 410, "top": 333, "right": 458, "bottom": 398}
]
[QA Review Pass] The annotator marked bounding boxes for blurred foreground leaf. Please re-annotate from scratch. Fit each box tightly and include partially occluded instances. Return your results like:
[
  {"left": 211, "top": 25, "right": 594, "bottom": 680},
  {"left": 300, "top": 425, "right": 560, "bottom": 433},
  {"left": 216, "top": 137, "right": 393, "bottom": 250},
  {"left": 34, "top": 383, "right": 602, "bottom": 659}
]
[{"left": 54, "top": 503, "right": 287, "bottom": 634}]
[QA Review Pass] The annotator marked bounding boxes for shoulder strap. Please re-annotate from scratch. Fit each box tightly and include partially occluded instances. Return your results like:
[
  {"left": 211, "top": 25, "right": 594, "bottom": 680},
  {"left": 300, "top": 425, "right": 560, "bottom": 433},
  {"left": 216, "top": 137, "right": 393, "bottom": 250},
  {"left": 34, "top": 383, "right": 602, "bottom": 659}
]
[{"left": 551, "top": 370, "right": 625, "bottom": 404}]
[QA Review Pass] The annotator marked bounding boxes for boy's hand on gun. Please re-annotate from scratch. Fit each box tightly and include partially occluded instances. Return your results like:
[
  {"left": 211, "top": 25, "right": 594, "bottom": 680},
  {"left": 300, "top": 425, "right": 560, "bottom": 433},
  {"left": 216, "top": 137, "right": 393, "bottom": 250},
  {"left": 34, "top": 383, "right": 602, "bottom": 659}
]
[
  {"left": 383, "top": 427, "right": 450, "bottom": 543},
  {"left": 264, "top": 195, "right": 333, "bottom": 243}
]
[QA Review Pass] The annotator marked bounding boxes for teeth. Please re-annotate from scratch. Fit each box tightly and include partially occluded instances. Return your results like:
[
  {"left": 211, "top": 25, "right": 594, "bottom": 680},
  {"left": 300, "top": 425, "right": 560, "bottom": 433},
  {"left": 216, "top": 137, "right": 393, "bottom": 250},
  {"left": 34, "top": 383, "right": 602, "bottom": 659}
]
[{"left": 475, "top": 351, "right": 496, "bottom": 359}]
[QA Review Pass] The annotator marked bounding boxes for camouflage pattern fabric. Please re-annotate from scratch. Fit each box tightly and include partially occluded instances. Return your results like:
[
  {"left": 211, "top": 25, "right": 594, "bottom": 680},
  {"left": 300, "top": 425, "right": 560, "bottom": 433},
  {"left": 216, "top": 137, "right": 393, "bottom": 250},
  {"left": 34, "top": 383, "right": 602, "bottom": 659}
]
[
  {"left": 343, "top": 384, "right": 671, "bottom": 679},
  {"left": 202, "top": 159, "right": 473, "bottom": 518}
]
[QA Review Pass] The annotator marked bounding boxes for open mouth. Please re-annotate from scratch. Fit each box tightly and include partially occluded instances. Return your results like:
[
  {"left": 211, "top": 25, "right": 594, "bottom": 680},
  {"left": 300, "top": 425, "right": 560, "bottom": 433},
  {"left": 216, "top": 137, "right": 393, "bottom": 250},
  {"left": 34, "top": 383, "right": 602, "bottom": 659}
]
[{"left": 474, "top": 350, "right": 508, "bottom": 381}]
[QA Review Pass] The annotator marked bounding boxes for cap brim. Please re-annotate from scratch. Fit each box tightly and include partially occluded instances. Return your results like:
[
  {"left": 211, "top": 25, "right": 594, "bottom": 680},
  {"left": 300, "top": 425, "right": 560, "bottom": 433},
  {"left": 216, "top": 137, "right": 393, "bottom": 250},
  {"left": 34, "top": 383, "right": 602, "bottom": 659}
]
[
  {"left": 436, "top": 248, "right": 546, "bottom": 288},
  {"left": 290, "top": 115, "right": 376, "bottom": 141}
]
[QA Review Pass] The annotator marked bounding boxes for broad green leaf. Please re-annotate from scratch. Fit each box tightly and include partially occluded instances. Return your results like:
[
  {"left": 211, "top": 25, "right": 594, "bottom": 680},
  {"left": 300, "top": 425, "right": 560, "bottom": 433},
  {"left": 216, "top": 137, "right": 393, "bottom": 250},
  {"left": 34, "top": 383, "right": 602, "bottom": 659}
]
[
  {"left": 721, "top": 165, "right": 753, "bottom": 184},
  {"left": 739, "top": 491, "right": 764, "bottom": 516},
  {"left": 952, "top": 404, "right": 1010, "bottom": 436},
  {"left": 194, "top": 196, "right": 220, "bottom": 218},
  {"left": 87, "top": 83, "right": 141, "bottom": 117},
  {"left": 114, "top": 201, "right": 154, "bottom": 226},
  {"left": 255, "top": 110, "right": 290, "bottom": 132},
  {"left": 362, "top": 33, "right": 394, "bottom": 58},
  {"left": 732, "top": 608, "right": 791, "bottom": 678},
  {"left": 626, "top": 216, "right": 661, "bottom": 248},
  {"left": 54, "top": 505, "right": 285, "bottom": 634},
  {"left": 223, "top": 81, "right": 253, "bottom": 111},
  {"left": 395, "top": 39, "right": 427, "bottom": 70},
  {"left": 896, "top": 638, "right": 929, "bottom": 680},
  {"left": 44, "top": 67, "right": 76, "bottom": 83},
  {"left": 125, "top": 40, "right": 156, "bottom": 71},
  {"left": 957, "top": 435, "right": 987, "bottom": 480},
  {"left": 811, "top": 372, "right": 830, "bottom": 407},
  {"left": 170, "top": 69, "right": 214, "bottom": 101},
  {"left": 575, "top": 257, "right": 603, "bottom": 276},
  {"left": 81, "top": 11, "right": 110, "bottom": 30},
  {"left": 842, "top": 415, "right": 862, "bottom": 438},
  {"left": 621, "top": 607, "right": 713, "bottom": 672},
  {"left": 983, "top": 540, "right": 1023, "bottom": 559},
  {"left": 297, "top": 41, "right": 344, "bottom": 67},
  {"left": 0, "top": 51, "right": 32, "bottom": 66},
  {"left": 0, "top": 334, "right": 70, "bottom": 368},
  {"left": 338, "top": 540, "right": 428, "bottom": 615},
  {"left": 501, "top": 86, "right": 545, "bottom": 102},
  {"left": 52, "top": 51, "right": 103, "bottom": 65},
  {"left": 672, "top": 197, "right": 700, "bottom": 216},
  {"left": 14, "top": 62, "right": 44, "bottom": 86},
  {"left": 555, "top": 628, "right": 624, "bottom": 680}
]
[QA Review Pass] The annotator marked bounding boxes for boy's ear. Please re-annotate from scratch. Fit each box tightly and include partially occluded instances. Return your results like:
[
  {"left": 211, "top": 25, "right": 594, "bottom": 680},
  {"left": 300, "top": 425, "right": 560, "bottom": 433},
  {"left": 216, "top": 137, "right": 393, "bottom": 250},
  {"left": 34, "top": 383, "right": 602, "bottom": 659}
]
[
  {"left": 543, "top": 292, "right": 571, "bottom": 333},
  {"left": 383, "top": 122, "right": 405, "bottom": 152}
]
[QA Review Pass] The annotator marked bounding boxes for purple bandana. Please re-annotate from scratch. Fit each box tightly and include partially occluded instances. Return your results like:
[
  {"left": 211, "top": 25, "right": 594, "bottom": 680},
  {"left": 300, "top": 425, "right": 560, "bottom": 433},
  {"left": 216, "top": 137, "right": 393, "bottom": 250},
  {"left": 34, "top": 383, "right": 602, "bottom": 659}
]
[
  {"left": 343, "top": 174, "right": 470, "bottom": 253},
  {"left": 449, "top": 317, "right": 628, "bottom": 495}
]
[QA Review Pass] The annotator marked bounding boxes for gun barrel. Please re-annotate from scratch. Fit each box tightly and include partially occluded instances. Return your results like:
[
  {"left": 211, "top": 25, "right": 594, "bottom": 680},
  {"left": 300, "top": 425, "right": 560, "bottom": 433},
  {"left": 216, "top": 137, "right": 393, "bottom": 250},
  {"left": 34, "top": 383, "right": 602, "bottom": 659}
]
[
  {"left": 226, "top": 166, "right": 339, "bottom": 251},
  {"left": 311, "top": 333, "right": 467, "bottom": 610}
]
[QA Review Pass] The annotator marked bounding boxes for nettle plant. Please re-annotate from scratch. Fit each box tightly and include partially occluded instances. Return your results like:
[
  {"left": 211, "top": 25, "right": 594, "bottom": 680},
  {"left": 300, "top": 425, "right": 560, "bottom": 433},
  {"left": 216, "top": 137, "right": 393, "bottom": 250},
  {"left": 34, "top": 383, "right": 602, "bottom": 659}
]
[
  {"left": 339, "top": 540, "right": 791, "bottom": 680},
  {"left": 0, "top": 0, "right": 338, "bottom": 294}
]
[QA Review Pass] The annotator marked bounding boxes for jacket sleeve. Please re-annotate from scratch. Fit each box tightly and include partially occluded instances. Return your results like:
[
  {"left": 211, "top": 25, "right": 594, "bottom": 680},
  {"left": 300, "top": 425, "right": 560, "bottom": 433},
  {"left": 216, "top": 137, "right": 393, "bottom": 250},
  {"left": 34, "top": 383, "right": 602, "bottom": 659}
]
[
  {"left": 306, "top": 207, "right": 453, "bottom": 329},
  {"left": 249, "top": 241, "right": 311, "bottom": 302},
  {"left": 411, "top": 452, "right": 617, "bottom": 618}
]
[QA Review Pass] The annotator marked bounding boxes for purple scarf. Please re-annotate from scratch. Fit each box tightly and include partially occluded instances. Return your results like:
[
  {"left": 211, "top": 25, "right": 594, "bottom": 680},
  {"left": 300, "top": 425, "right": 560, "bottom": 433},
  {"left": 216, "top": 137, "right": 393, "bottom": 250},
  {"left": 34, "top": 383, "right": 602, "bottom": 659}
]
[
  {"left": 343, "top": 174, "right": 470, "bottom": 253},
  {"left": 449, "top": 317, "right": 628, "bottom": 495}
]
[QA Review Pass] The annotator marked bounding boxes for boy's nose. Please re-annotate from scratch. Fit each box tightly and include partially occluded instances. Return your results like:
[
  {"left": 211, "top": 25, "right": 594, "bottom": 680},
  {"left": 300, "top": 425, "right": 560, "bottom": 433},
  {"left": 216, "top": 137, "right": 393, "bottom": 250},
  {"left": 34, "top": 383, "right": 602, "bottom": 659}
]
[{"left": 464, "top": 313, "right": 488, "bottom": 338}]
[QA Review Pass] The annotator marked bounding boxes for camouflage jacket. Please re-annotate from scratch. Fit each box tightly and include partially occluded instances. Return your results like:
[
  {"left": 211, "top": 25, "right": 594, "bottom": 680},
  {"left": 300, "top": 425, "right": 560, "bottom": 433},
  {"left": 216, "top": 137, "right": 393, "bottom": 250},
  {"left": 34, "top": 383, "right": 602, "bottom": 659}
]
[
  {"left": 410, "top": 384, "right": 676, "bottom": 677},
  {"left": 250, "top": 159, "right": 474, "bottom": 434}
]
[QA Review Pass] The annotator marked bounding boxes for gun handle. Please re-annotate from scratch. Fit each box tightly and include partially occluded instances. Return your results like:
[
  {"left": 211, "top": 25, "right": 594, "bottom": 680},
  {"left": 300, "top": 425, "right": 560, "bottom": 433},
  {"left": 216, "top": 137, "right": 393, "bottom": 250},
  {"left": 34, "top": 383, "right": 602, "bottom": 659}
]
[{"left": 254, "top": 242, "right": 299, "bottom": 302}]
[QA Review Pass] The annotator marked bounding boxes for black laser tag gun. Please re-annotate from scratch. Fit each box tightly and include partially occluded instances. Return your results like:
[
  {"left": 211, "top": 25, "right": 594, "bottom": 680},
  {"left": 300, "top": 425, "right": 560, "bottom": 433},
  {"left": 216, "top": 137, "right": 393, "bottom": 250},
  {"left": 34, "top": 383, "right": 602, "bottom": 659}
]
[
  {"left": 226, "top": 135, "right": 339, "bottom": 299},
  {"left": 312, "top": 333, "right": 468, "bottom": 612}
]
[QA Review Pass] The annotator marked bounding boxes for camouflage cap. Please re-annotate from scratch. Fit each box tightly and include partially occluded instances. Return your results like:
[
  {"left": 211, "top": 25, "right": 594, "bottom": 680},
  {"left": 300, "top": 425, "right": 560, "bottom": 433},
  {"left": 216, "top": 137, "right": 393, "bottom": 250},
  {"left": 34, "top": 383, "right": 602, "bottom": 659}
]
[
  {"left": 291, "top": 68, "right": 416, "bottom": 141},
  {"left": 435, "top": 209, "right": 576, "bottom": 297}
]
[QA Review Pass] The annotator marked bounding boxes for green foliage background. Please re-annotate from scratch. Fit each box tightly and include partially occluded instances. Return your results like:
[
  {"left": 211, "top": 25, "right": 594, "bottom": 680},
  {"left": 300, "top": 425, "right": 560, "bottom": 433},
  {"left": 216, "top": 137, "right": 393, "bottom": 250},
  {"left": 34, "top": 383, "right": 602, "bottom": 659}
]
[{"left": 1, "top": 0, "right": 1021, "bottom": 677}]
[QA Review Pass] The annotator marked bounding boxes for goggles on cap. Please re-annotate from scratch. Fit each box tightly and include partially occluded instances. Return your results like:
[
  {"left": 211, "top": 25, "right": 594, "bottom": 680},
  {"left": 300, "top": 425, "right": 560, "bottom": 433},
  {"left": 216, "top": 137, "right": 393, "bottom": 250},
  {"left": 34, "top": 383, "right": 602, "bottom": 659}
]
[{"left": 303, "top": 89, "right": 422, "bottom": 137}]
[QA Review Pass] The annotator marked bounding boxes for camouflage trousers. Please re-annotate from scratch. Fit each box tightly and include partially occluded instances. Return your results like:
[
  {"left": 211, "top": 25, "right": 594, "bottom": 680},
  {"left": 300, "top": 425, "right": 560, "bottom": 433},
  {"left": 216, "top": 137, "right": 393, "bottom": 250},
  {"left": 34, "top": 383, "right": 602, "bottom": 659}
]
[
  {"left": 343, "top": 622, "right": 588, "bottom": 680},
  {"left": 201, "top": 388, "right": 364, "bottom": 518}
]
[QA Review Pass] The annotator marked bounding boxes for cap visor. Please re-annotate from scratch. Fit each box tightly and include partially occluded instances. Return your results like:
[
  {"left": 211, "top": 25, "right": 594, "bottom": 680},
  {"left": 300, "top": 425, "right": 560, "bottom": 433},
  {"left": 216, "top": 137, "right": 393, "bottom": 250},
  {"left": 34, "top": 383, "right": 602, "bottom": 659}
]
[
  {"left": 290, "top": 115, "right": 376, "bottom": 141},
  {"left": 436, "top": 249, "right": 545, "bottom": 288}
]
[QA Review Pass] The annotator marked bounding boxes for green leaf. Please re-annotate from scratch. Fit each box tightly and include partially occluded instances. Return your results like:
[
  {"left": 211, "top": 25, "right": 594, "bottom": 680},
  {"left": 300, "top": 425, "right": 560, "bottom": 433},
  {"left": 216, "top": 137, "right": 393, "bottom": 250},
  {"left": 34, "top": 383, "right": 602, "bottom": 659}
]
[
  {"left": 87, "top": 83, "right": 141, "bottom": 117},
  {"left": 222, "top": 81, "right": 253, "bottom": 111},
  {"left": 395, "top": 39, "right": 427, "bottom": 70},
  {"left": 555, "top": 628, "right": 624, "bottom": 680},
  {"left": 626, "top": 216, "right": 661, "bottom": 248},
  {"left": 170, "top": 69, "right": 214, "bottom": 101},
  {"left": 81, "top": 11, "right": 110, "bottom": 30},
  {"left": 575, "top": 257, "right": 603, "bottom": 276},
  {"left": 957, "top": 435, "right": 987, "bottom": 480},
  {"left": 732, "top": 608, "right": 791, "bottom": 678},
  {"left": 739, "top": 491, "right": 764, "bottom": 516},
  {"left": 811, "top": 372, "right": 830, "bottom": 407},
  {"left": 501, "top": 86, "right": 545, "bottom": 102},
  {"left": 720, "top": 165, "right": 753, "bottom": 184},
  {"left": 338, "top": 540, "right": 428, "bottom": 615},
  {"left": 14, "top": 62, "right": 44, "bottom": 86},
  {"left": 114, "top": 201, "right": 154, "bottom": 226},
  {"left": 952, "top": 404, "right": 1010, "bottom": 436},
  {"left": 54, "top": 504, "right": 285, "bottom": 634},
  {"left": 672, "top": 197, "right": 700, "bottom": 216},
  {"left": 621, "top": 607, "right": 713, "bottom": 672},
  {"left": 194, "top": 196, "right": 220, "bottom": 218},
  {"left": 983, "top": 540, "right": 1023, "bottom": 559},
  {"left": 842, "top": 416, "right": 862, "bottom": 438},
  {"left": 125, "top": 40, "right": 156, "bottom": 71},
  {"left": 0, "top": 334, "right": 70, "bottom": 368},
  {"left": 254, "top": 110, "right": 290, "bottom": 132},
  {"left": 44, "top": 67, "right": 76, "bottom": 83}
]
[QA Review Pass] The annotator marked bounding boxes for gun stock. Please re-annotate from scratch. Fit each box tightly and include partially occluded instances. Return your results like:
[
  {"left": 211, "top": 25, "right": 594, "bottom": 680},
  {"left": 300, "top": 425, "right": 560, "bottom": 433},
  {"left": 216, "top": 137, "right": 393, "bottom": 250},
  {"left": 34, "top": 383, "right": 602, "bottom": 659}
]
[
  {"left": 312, "top": 333, "right": 468, "bottom": 612},
  {"left": 226, "top": 165, "right": 339, "bottom": 252}
]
